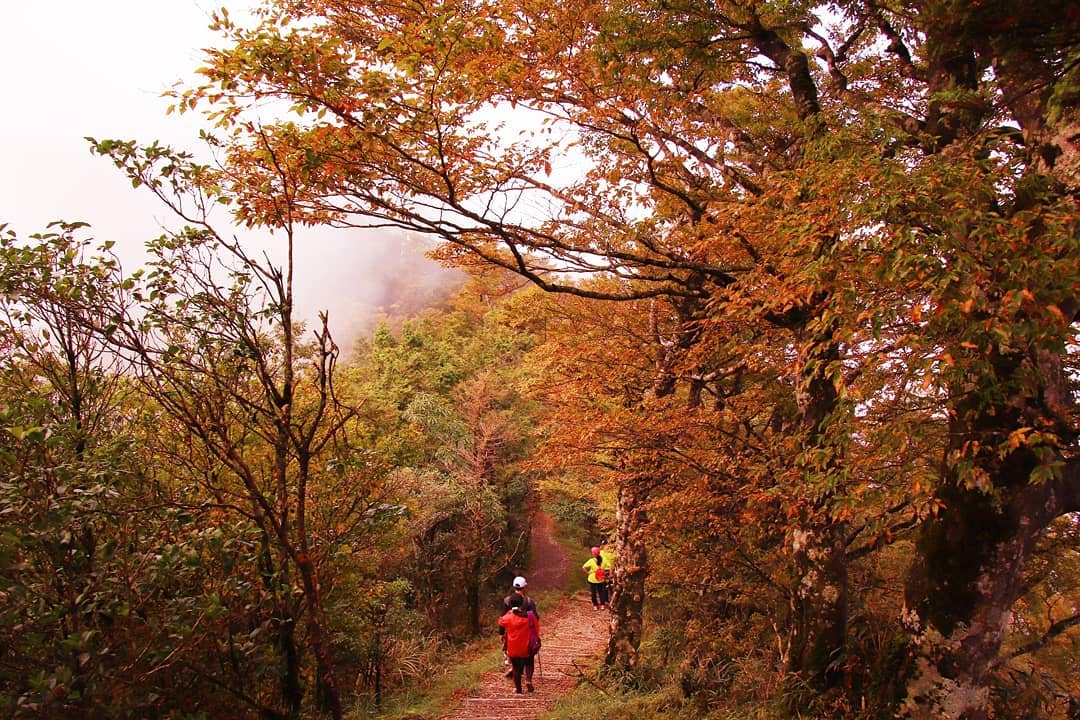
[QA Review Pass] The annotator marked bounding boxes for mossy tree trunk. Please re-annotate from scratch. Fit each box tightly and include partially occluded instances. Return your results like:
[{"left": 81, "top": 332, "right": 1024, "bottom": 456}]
[
  {"left": 902, "top": 344, "right": 1080, "bottom": 719},
  {"left": 776, "top": 306, "right": 851, "bottom": 694},
  {"left": 606, "top": 475, "right": 651, "bottom": 670}
]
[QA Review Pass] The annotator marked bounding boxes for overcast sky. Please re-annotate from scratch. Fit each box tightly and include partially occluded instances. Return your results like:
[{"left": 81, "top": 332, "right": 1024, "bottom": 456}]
[
  {"left": 0, "top": 1, "right": 453, "bottom": 352},
  {"left": 0, "top": 1, "right": 241, "bottom": 240}
]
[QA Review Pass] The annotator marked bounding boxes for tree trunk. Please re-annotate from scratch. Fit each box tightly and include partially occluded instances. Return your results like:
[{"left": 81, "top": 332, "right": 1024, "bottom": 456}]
[
  {"left": 296, "top": 554, "right": 343, "bottom": 720},
  {"left": 467, "top": 555, "right": 482, "bottom": 636},
  {"left": 901, "top": 346, "right": 1080, "bottom": 719},
  {"left": 901, "top": 464, "right": 1079, "bottom": 718},
  {"left": 605, "top": 299, "right": 701, "bottom": 670},
  {"left": 785, "top": 519, "right": 849, "bottom": 688},
  {"left": 373, "top": 630, "right": 383, "bottom": 710},
  {"left": 783, "top": 322, "right": 849, "bottom": 692},
  {"left": 605, "top": 477, "right": 650, "bottom": 669},
  {"left": 277, "top": 602, "right": 303, "bottom": 720},
  {"left": 257, "top": 527, "right": 303, "bottom": 719}
]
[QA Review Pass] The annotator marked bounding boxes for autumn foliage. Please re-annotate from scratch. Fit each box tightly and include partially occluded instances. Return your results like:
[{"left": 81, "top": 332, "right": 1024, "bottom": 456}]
[{"left": 1, "top": 0, "right": 1078, "bottom": 718}]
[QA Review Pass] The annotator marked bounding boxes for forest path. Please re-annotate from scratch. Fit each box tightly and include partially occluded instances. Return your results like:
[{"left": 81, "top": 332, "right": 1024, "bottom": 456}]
[
  {"left": 522, "top": 508, "right": 570, "bottom": 592},
  {"left": 437, "top": 511, "right": 608, "bottom": 720}
]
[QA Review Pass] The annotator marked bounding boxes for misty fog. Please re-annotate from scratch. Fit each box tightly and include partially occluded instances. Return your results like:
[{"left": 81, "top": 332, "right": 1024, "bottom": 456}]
[{"left": 290, "top": 228, "right": 465, "bottom": 357}]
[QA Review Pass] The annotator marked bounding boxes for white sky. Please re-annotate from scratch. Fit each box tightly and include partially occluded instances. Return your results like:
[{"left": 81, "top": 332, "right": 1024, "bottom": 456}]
[
  {"left": 0, "top": 1, "right": 239, "bottom": 242},
  {"left": 0, "top": 1, "right": 445, "bottom": 352}
]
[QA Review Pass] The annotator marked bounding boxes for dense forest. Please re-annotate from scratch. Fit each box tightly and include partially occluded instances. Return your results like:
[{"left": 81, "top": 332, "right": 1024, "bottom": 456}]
[{"left": 1, "top": 0, "right": 1078, "bottom": 719}]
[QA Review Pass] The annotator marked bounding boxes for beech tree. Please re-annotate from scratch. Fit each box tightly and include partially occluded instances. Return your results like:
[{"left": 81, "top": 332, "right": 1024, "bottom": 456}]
[
  {"left": 60, "top": 137, "right": 405, "bottom": 719},
  {"left": 175, "top": 0, "right": 1078, "bottom": 716}
]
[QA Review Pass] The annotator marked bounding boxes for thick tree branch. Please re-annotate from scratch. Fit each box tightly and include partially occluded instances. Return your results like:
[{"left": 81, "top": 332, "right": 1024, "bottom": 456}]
[{"left": 1001, "top": 612, "right": 1080, "bottom": 664}]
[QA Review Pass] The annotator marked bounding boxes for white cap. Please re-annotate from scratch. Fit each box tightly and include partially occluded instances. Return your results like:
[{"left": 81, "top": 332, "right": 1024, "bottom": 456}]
[{"left": 512, "top": 576, "right": 527, "bottom": 589}]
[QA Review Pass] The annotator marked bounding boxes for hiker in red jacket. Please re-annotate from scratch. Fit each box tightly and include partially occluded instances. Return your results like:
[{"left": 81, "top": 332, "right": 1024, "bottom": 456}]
[
  {"left": 499, "top": 576, "right": 539, "bottom": 677},
  {"left": 498, "top": 594, "right": 541, "bottom": 693}
]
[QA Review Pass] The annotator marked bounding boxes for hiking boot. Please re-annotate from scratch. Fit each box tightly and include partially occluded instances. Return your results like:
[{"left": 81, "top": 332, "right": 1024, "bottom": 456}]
[{"left": 526, "top": 683, "right": 535, "bottom": 693}]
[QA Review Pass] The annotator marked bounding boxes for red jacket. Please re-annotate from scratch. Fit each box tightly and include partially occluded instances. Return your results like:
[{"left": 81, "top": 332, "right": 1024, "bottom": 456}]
[{"left": 498, "top": 609, "right": 539, "bottom": 658}]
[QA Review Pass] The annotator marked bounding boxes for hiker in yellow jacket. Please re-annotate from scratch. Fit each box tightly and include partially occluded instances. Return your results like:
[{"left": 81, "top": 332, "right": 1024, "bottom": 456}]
[
  {"left": 599, "top": 544, "right": 615, "bottom": 598},
  {"left": 582, "top": 546, "right": 611, "bottom": 609}
]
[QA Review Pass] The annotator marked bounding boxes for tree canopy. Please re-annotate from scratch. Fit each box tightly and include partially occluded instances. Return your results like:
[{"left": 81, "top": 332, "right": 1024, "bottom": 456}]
[
  {"left": 0, "top": 0, "right": 1077, "bottom": 718},
  {"left": 169, "top": 0, "right": 1078, "bottom": 716}
]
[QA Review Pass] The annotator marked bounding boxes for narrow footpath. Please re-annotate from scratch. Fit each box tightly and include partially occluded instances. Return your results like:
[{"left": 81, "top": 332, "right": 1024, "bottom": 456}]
[{"left": 438, "top": 511, "right": 609, "bottom": 720}]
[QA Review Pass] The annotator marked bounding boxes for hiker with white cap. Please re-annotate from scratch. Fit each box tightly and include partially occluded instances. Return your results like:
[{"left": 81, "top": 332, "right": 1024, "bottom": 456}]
[
  {"left": 501, "top": 576, "right": 539, "bottom": 616},
  {"left": 499, "top": 575, "right": 539, "bottom": 676}
]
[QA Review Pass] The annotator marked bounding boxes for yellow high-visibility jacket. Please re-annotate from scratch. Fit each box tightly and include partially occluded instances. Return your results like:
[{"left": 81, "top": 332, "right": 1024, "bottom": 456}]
[
  {"left": 599, "top": 548, "right": 615, "bottom": 576},
  {"left": 582, "top": 555, "right": 608, "bottom": 583}
]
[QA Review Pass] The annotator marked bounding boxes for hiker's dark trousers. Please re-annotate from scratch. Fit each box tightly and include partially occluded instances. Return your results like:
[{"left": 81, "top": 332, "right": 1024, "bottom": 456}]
[
  {"left": 588, "top": 580, "right": 609, "bottom": 607},
  {"left": 509, "top": 656, "right": 534, "bottom": 692}
]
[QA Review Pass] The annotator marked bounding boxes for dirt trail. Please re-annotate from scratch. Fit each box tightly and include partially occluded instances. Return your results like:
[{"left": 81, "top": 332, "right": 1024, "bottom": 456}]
[
  {"left": 522, "top": 509, "right": 570, "bottom": 592},
  {"left": 438, "top": 511, "right": 608, "bottom": 720}
]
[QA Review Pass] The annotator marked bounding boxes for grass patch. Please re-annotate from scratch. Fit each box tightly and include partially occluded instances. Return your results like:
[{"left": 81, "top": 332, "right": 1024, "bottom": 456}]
[
  {"left": 539, "top": 679, "right": 687, "bottom": 720},
  {"left": 539, "top": 676, "right": 784, "bottom": 720},
  {"left": 346, "top": 636, "right": 504, "bottom": 720}
]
